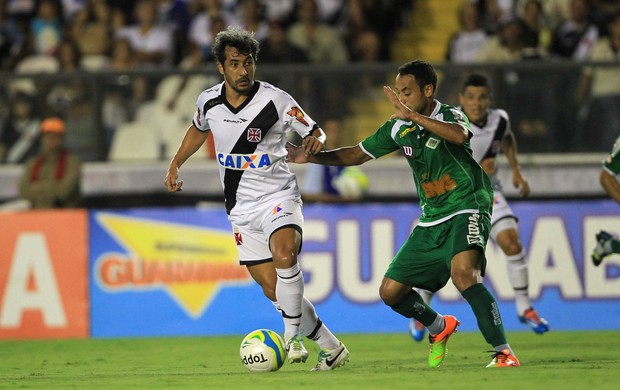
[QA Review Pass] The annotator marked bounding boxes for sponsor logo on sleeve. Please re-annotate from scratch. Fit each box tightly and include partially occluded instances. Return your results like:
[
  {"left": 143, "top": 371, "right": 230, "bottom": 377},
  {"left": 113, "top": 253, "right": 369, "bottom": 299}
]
[{"left": 286, "top": 107, "right": 309, "bottom": 126}]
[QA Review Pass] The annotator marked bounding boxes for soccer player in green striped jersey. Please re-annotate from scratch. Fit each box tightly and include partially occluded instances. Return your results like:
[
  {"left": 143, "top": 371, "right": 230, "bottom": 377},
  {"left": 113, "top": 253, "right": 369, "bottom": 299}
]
[{"left": 287, "top": 60, "right": 519, "bottom": 368}]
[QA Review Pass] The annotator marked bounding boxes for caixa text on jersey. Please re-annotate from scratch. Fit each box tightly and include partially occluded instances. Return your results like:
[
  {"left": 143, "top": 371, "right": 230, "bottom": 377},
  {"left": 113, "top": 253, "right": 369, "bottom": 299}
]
[{"left": 217, "top": 153, "right": 274, "bottom": 170}]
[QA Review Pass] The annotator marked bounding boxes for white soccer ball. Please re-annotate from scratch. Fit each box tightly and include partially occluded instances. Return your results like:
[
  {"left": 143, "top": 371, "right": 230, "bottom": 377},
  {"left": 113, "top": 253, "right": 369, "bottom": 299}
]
[
  {"left": 332, "top": 166, "right": 369, "bottom": 200},
  {"left": 240, "top": 329, "right": 287, "bottom": 372}
]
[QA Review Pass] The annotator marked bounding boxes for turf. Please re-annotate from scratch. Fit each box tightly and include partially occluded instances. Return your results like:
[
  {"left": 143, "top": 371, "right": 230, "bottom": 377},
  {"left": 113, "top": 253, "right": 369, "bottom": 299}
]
[{"left": 1, "top": 331, "right": 619, "bottom": 389}]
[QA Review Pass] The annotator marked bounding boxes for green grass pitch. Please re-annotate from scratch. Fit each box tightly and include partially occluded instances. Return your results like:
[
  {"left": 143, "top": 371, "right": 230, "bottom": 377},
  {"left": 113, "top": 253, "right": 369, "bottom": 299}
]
[{"left": 1, "top": 331, "right": 619, "bottom": 389}]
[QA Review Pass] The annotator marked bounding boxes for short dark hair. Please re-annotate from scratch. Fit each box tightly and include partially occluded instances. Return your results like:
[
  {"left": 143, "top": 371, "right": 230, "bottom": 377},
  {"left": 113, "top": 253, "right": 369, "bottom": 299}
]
[
  {"left": 461, "top": 73, "right": 490, "bottom": 91},
  {"left": 397, "top": 60, "right": 437, "bottom": 93},
  {"left": 212, "top": 27, "right": 260, "bottom": 64}
]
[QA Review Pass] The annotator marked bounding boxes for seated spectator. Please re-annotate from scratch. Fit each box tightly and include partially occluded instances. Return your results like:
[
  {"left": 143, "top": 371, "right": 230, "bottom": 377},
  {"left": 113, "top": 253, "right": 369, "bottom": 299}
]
[
  {"left": 0, "top": 3, "right": 27, "bottom": 70},
  {"left": 518, "top": 0, "right": 551, "bottom": 55},
  {"left": 115, "top": 0, "right": 174, "bottom": 68},
  {"left": 549, "top": 0, "right": 599, "bottom": 60},
  {"left": 28, "top": 0, "right": 63, "bottom": 57},
  {"left": 187, "top": 0, "right": 237, "bottom": 60},
  {"left": 259, "top": 20, "right": 308, "bottom": 64},
  {"left": 70, "top": 0, "right": 124, "bottom": 63},
  {"left": 287, "top": 0, "right": 349, "bottom": 64},
  {"left": 18, "top": 117, "right": 82, "bottom": 209},
  {"left": 446, "top": 2, "right": 490, "bottom": 63},
  {"left": 576, "top": 12, "right": 620, "bottom": 149},
  {"left": 0, "top": 90, "right": 41, "bottom": 164},
  {"left": 476, "top": 17, "right": 529, "bottom": 62}
]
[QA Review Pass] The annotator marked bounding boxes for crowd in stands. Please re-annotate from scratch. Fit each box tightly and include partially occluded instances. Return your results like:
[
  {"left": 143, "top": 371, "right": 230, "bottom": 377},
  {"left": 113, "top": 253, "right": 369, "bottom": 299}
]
[{"left": 1, "top": 0, "right": 619, "bottom": 164}]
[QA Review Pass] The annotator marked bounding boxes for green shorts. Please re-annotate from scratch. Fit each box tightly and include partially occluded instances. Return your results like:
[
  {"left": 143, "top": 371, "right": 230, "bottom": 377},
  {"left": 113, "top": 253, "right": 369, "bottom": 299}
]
[{"left": 384, "top": 212, "right": 490, "bottom": 292}]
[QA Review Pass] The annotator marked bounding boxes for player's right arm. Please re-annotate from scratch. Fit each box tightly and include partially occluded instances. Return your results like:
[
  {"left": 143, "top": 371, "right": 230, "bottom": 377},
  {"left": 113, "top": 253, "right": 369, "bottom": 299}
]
[
  {"left": 165, "top": 124, "right": 210, "bottom": 192},
  {"left": 287, "top": 143, "right": 371, "bottom": 166}
]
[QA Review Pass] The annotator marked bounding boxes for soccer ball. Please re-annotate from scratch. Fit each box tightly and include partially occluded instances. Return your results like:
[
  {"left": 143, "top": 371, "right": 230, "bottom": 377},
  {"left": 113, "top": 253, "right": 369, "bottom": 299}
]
[
  {"left": 332, "top": 166, "right": 369, "bottom": 200},
  {"left": 240, "top": 329, "right": 287, "bottom": 372}
]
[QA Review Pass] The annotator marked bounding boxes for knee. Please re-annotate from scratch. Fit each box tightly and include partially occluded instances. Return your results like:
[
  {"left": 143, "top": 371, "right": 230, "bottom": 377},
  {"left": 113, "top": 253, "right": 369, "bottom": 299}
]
[
  {"left": 271, "top": 245, "right": 298, "bottom": 267},
  {"left": 502, "top": 240, "right": 523, "bottom": 257},
  {"left": 450, "top": 267, "right": 479, "bottom": 292},
  {"left": 379, "top": 284, "right": 401, "bottom": 307}
]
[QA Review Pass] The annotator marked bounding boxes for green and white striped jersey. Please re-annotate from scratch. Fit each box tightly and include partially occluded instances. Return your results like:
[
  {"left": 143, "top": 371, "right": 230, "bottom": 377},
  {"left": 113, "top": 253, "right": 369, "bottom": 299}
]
[{"left": 359, "top": 100, "right": 493, "bottom": 225}]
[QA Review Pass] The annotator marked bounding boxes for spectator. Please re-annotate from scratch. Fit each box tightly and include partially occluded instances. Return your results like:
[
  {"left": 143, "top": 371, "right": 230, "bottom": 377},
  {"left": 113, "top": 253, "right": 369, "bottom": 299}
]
[
  {"left": 549, "top": 0, "right": 598, "bottom": 60},
  {"left": 446, "top": 2, "right": 490, "bottom": 63},
  {"left": 187, "top": 0, "right": 237, "bottom": 60},
  {"left": 477, "top": 17, "right": 529, "bottom": 62},
  {"left": 0, "top": 91, "right": 41, "bottom": 164},
  {"left": 115, "top": 0, "right": 174, "bottom": 68},
  {"left": 0, "top": 2, "right": 27, "bottom": 70},
  {"left": 70, "top": 0, "right": 124, "bottom": 66},
  {"left": 576, "top": 12, "right": 620, "bottom": 149},
  {"left": 18, "top": 117, "right": 82, "bottom": 209},
  {"left": 518, "top": 0, "right": 551, "bottom": 55},
  {"left": 259, "top": 20, "right": 308, "bottom": 63},
  {"left": 287, "top": 0, "right": 349, "bottom": 64},
  {"left": 28, "top": 0, "right": 63, "bottom": 57}
]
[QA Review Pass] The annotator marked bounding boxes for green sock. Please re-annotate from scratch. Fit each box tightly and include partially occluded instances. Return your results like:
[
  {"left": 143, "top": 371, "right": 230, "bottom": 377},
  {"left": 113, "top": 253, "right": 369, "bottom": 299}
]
[
  {"left": 462, "top": 283, "right": 507, "bottom": 347},
  {"left": 389, "top": 290, "right": 438, "bottom": 326},
  {"left": 611, "top": 238, "right": 620, "bottom": 254}
]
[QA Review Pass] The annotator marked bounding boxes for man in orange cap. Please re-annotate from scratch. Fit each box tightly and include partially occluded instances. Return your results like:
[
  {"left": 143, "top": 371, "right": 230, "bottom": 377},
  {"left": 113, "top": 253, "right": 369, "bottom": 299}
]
[{"left": 18, "top": 117, "right": 82, "bottom": 208}]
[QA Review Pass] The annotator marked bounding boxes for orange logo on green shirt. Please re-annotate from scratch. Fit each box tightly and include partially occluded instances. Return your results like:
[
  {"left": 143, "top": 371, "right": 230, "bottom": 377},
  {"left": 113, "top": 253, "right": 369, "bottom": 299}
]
[{"left": 420, "top": 174, "right": 457, "bottom": 198}]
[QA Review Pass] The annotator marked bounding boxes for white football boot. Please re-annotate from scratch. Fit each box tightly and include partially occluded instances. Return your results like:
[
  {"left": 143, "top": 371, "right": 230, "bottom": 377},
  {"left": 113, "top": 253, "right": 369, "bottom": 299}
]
[
  {"left": 311, "top": 342, "right": 349, "bottom": 371},
  {"left": 285, "top": 335, "right": 309, "bottom": 363}
]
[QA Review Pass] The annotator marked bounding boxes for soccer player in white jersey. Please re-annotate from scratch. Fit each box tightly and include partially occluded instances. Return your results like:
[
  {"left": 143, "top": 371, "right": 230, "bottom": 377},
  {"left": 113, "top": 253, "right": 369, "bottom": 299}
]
[
  {"left": 409, "top": 73, "right": 549, "bottom": 342},
  {"left": 164, "top": 27, "right": 349, "bottom": 371}
]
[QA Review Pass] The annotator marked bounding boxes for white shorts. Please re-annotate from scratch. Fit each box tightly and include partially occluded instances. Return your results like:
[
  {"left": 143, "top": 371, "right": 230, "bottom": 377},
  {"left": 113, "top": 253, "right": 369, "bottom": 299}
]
[
  {"left": 490, "top": 191, "right": 518, "bottom": 241},
  {"left": 229, "top": 198, "right": 303, "bottom": 265}
]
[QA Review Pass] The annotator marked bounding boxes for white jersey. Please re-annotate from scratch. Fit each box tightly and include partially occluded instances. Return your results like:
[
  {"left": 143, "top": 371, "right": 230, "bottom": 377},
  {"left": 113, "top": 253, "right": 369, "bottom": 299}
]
[
  {"left": 467, "top": 107, "right": 511, "bottom": 190},
  {"left": 193, "top": 81, "right": 317, "bottom": 215},
  {"left": 466, "top": 107, "right": 518, "bottom": 224}
]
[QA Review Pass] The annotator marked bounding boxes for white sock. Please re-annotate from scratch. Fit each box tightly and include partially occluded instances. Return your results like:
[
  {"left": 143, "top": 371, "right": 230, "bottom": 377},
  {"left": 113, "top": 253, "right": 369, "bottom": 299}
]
[
  {"left": 506, "top": 251, "right": 530, "bottom": 315},
  {"left": 417, "top": 288, "right": 434, "bottom": 306},
  {"left": 427, "top": 314, "right": 445, "bottom": 335},
  {"left": 301, "top": 297, "right": 340, "bottom": 349},
  {"left": 276, "top": 263, "right": 304, "bottom": 341}
]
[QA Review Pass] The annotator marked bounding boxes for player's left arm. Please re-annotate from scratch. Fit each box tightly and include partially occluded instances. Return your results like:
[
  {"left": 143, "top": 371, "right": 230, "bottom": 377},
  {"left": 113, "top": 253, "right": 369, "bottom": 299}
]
[
  {"left": 383, "top": 86, "right": 469, "bottom": 144},
  {"left": 600, "top": 169, "right": 620, "bottom": 204},
  {"left": 502, "top": 131, "right": 530, "bottom": 197}
]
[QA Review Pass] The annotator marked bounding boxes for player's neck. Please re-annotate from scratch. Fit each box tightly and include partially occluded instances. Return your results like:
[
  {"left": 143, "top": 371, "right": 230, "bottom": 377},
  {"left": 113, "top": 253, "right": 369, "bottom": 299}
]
[{"left": 225, "top": 89, "right": 249, "bottom": 108}]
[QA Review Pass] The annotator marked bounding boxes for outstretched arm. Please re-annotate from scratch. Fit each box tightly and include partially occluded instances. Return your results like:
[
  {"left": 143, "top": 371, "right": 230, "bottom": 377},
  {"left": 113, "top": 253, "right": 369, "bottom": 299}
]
[
  {"left": 287, "top": 142, "right": 371, "bottom": 166},
  {"left": 600, "top": 169, "right": 620, "bottom": 204},
  {"left": 502, "top": 132, "right": 530, "bottom": 197},
  {"left": 165, "top": 125, "right": 210, "bottom": 192}
]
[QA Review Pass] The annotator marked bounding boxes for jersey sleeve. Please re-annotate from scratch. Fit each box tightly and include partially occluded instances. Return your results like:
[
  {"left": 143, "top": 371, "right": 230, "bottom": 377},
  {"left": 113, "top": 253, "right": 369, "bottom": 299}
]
[
  {"left": 603, "top": 136, "right": 620, "bottom": 175},
  {"left": 359, "top": 120, "right": 400, "bottom": 159},
  {"left": 498, "top": 109, "right": 512, "bottom": 137},
  {"left": 192, "top": 92, "right": 211, "bottom": 132},
  {"left": 444, "top": 106, "right": 471, "bottom": 134},
  {"left": 281, "top": 93, "right": 317, "bottom": 138}
]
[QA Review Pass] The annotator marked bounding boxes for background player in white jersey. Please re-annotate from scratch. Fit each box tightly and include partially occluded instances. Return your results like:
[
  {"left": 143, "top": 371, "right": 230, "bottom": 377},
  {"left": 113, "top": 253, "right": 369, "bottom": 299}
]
[
  {"left": 409, "top": 73, "right": 549, "bottom": 342},
  {"left": 591, "top": 134, "right": 620, "bottom": 266},
  {"left": 164, "top": 27, "right": 348, "bottom": 371}
]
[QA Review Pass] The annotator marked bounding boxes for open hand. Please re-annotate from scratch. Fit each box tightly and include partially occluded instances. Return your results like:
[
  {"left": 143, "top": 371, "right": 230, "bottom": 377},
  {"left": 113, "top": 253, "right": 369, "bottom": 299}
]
[{"left": 286, "top": 142, "right": 308, "bottom": 164}]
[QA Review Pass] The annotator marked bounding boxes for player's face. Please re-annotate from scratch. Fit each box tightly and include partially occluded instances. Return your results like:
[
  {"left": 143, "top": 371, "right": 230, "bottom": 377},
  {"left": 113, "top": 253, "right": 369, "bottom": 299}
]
[
  {"left": 459, "top": 86, "right": 491, "bottom": 124},
  {"left": 394, "top": 74, "right": 433, "bottom": 114},
  {"left": 218, "top": 46, "right": 256, "bottom": 94}
]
